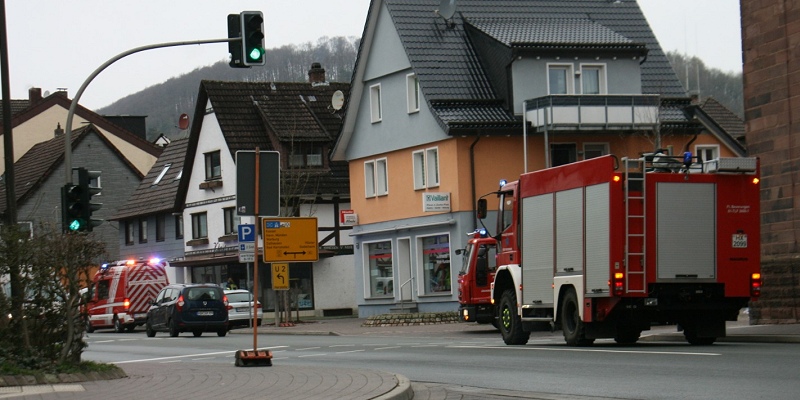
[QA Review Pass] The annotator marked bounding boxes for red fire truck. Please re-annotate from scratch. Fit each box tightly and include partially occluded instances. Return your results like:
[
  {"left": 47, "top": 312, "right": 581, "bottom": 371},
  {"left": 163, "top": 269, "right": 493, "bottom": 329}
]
[
  {"left": 478, "top": 154, "right": 761, "bottom": 346},
  {"left": 457, "top": 231, "right": 497, "bottom": 325}
]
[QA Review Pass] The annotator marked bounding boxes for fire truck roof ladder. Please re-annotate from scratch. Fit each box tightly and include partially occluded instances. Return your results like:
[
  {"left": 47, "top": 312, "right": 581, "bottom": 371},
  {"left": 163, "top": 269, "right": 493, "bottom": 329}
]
[{"left": 622, "top": 157, "right": 647, "bottom": 294}]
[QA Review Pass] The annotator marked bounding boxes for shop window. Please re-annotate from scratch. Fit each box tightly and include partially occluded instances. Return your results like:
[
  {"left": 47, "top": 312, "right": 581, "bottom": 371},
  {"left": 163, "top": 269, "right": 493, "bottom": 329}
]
[
  {"left": 421, "top": 234, "right": 451, "bottom": 294},
  {"left": 366, "top": 241, "right": 393, "bottom": 297},
  {"left": 260, "top": 263, "right": 315, "bottom": 312}
]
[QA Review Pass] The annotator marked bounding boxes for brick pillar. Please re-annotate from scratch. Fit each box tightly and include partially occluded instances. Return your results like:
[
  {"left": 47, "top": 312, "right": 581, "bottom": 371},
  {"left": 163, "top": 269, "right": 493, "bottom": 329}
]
[{"left": 741, "top": 0, "right": 800, "bottom": 324}]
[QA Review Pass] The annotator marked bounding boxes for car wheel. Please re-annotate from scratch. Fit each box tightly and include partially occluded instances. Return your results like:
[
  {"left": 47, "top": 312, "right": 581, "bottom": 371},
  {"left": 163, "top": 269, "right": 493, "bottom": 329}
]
[
  {"left": 192, "top": 330, "right": 203, "bottom": 337},
  {"left": 113, "top": 316, "right": 124, "bottom": 333},
  {"left": 217, "top": 329, "right": 227, "bottom": 337},
  {"left": 169, "top": 319, "right": 180, "bottom": 337},
  {"left": 145, "top": 320, "right": 156, "bottom": 337}
]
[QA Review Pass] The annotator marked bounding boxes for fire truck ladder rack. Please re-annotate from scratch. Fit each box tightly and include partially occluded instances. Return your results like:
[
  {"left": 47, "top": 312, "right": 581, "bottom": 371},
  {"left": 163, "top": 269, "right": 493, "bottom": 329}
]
[{"left": 622, "top": 157, "right": 646, "bottom": 294}]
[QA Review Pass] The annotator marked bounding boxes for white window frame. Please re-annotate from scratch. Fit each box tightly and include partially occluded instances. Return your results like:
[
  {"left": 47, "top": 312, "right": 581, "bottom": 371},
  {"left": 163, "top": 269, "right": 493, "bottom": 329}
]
[
  {"left": 370, "top": 84, "right": 382, "bottom": 123},
  {"left": 583, "top": 142, "right": 609, "bottom": 160},
  {"left": 579, "top": 64, "right": 607, "bottom": 95},
  {"left": 547, "top": 63, "right": 575, "bottom": 95},
  {"left": 413, "top": 147, "right": 440, "bottom": 190},
  {"left": 406, "top": 73, "right": 420, "bottom": 114},
  {"left": 364, "top": 158, "right": 388, "bottom": 198},
  {"left": 364, "top": 160, "right": 376, "bottom": 198},
  {"left": 695, "top": 145, "right": 720, "bottom": 162}
]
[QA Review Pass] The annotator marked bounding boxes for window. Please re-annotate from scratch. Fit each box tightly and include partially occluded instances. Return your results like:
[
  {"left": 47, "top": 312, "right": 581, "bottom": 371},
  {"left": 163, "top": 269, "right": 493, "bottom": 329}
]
[
  {"left": 550, "top": 143, "right": 577, "bottom": 167},
  {"left": 366, "top": 241, "right": 393, "bottom": 297},
  {"left": 175, "top": 214, "right": 184, "bottom": 239},
  {"left": 364, "top": 158, "right": 388, "bottom": 198},
  {"left": 288, "top": 145, "right": 323, "bottom": 168},
  {"left": 548, "top": 64, "right": 574, "bottom": 94},
  {"left": 696, "top": 145, "right": 719, "bottom": 162},
  {"left": 152, "top": 163, "right": 171, "bottom": 186},
  {"left": 96, "top": 280, "right": 110, "bottom": 301},
  {"left": 421, "top": 234, "right": 451, "bottom": 295},
  {"left": 583, "top": 143, "right": 609, "bottom": 160},
  {"left": 407, "top": 73, "right": 420, "bottom": 113},
  {"left": 191, "top": 212, "right": 208, "bottom": 239},
  {"left": 223, "top": 207, "right": 236, "bottom": 235},
  {"left": 205, "top": 151, "right": 221, "bottom": 180},
  {"left": 370, "top": 84, "right": 382, "bottom": 123},
  {"left": 413, "top": 147, "right": 440, "bottom": 190},
  {"left": 156, "top": 214, "right": 166, "bottom": 242},
  {"left": 125, "top": 221, "right": 134, "bottom": 245},
  {"left": 580, "top": 65, "right": 606, "bottom": 94},
  {"left": 139, "top": 219, "right": 148, "bottom": 243}
]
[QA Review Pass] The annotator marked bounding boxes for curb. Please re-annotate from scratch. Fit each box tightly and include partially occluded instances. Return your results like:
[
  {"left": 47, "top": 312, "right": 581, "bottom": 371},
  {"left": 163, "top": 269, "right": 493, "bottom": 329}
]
[
  {"left": 0, "top": 367, "right": 127, "bottom": 387},
  {"left": 641, "top": 333, "right": 800, "bottom": 344},
  {"left": 373, "top": 374, "right": 413, "bottom": 400}
]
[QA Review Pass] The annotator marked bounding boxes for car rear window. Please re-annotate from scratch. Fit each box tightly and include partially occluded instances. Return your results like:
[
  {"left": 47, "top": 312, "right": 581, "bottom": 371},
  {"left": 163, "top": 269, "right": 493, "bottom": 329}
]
[
  {"left": 227, "top": 292, "right": 253, "bottom": 303},
  {"left": 186, "top": 287, "right": 222, "bottom": 301}
]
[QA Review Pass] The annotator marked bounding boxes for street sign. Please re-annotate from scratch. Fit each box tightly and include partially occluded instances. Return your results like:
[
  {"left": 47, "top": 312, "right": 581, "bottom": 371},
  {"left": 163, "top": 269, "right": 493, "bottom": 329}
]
[
  {"left": 236, "top": 150, "right": 280, "bottom": 216},
  {"left": 271, "top": 263, "right": 289, "bottom": 290},
  {"left": 238, "top": 242, "right": 255, "bottom": 263},
  {"left": 262, "top": 217, "right": 318, "bottom": 262},
  {"left": 238, "top": 224, "right": 255, "bottom": 242}
]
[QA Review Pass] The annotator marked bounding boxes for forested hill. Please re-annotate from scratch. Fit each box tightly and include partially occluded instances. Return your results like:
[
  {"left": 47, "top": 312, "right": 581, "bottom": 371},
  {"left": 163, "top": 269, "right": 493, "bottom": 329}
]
[
  {"left": 96, "top": 37, "right": 360, "bottom": 141},
  {"left": 97, "top": 39, "right": 744, "bottom": 142}
]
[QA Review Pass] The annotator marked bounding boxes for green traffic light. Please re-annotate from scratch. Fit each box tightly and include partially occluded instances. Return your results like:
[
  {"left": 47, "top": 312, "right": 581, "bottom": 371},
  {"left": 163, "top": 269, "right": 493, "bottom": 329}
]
[
  {"left": 69, "top": 219, "right": 83, "bottom": 231},
  {"left": 248, "top": 47, "right": 263, "bottom": 61}
]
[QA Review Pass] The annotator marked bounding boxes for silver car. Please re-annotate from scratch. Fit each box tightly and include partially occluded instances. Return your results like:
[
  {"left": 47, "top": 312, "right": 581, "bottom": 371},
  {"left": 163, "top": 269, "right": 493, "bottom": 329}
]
[{"left": 224, "top": 289, "right": 263, "bottom": 330}]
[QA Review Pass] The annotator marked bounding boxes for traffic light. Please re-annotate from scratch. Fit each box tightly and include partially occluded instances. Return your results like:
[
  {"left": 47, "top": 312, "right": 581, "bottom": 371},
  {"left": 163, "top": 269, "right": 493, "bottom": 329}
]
[
  {"left": 61, "top": 183, "right": 84, "bottom": 232},
  {"left": 227, "top": 14, "right": 245, "bottom": 68},
  {"left": 77, "top": 168, "right": 103, "bottom": 232},
  {"left": 240, "top": 11, "right": 265, "bottom": 66}
]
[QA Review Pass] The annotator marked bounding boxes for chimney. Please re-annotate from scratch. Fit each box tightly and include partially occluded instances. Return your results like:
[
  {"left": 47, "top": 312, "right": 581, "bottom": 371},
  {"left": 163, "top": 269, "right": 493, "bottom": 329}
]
[
  {"left": 308, "top": 62, "right": 327, "bottom": 86},
  {"left": 28, "top": 87, "right": 42, "bottom": 104},
  {"left": 54, "top": 123, "right": 64, "bottom": 137}
]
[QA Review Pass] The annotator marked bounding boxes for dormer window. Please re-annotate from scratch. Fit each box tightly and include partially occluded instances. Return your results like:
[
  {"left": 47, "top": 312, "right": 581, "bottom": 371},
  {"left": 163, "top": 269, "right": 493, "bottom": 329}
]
[
  {"left": 548, "top": 64, "right": 574, "bottom": 94},
  {"left": 288, "top": 144, "right": 324, "bottom": 168}
]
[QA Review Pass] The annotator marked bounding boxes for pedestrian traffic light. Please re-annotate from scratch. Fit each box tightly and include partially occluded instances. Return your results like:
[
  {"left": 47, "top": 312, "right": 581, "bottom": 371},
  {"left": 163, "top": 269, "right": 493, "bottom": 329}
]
[
  {"left": 227, "top": 14, "right": 245, "bottom": 68},
  {"left": 240, "top": 11, "right": 265, "bottom": 66},
  {"left": 77, "top": 168, "right": 103, "bottom": 232},
  {"left": 61, "top": 183, "right": 84, "bottom": 232}
]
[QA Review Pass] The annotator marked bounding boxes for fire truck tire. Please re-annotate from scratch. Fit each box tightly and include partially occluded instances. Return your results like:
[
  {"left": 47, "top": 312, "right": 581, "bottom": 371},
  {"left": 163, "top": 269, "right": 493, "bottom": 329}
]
[
  {"left": 85, "top": 318, "right": 94, "bottom": 334},
  {"left": 169, "top": 320, "right": 180, "bottom": 337},
  {"left": 113, "top": 316, "right": 124, "bottom": 333},
  {"left": 499, "top": 289, "right": 530, "bottom": 345},
  {"left": 614, "top": 328, "right": 641, "bottom": 344},
  {"left": 145, "top": 321, "right": 156, "bottom": 337},
  {"left": 561, "top": 289, "right": 593, "bottom": 346}
]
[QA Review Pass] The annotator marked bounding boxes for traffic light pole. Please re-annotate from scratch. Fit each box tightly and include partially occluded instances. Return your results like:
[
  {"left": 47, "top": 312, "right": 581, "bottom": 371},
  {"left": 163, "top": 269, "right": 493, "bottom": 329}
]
[{"left": 63, "top": 37, "right": 239, "bottom": 184}]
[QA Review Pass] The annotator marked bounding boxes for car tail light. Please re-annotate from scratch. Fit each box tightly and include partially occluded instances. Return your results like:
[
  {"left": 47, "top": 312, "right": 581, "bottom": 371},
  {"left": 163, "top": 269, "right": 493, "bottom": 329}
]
[
  {"left": 223, "top": 295, "right": 229, "bottom": 308},
  {"left": 176, "top": 295, "right": 185, "bottom": 311},
  {"left": 751, "top": 273, "right": 762, "bottom": 297},
  {"left": 123, "top": 298, "right": 131, "bottom": 310},
  {"left": 257, "top": 302, "right": 262, "bottom": 310},
  {"left": 612, "top": 272, "right": 625, "bottom": 296}
]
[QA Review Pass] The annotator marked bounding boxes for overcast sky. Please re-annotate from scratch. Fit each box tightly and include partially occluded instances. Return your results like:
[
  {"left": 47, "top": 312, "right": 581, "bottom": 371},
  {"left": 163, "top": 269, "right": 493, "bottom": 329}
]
[{"left": 3, "top": 0, "right": 742, "bottom": 110}]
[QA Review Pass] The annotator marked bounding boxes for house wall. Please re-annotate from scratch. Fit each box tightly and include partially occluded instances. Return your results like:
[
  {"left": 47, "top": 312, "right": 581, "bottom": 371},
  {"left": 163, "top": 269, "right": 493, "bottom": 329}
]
[
  {"left": 311, "top": 254, "right": 356, "bottom": 314},
  {"left": 18, "top": 132, "right": 141, "bottom": 262},
  {"left": 118, "top": 212, "right": 185, "bottom": 266}
]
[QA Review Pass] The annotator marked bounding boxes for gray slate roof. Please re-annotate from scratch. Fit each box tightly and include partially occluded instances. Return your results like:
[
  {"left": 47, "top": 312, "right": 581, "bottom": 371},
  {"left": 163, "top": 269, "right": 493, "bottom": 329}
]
[{"left": 467, "top": 17, "right": 635, "bottom": 46}]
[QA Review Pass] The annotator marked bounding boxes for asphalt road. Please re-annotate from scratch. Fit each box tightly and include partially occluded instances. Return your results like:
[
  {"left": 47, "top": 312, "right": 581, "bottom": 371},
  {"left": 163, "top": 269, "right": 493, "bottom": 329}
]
[{"left": 83, "top": 327, "right": 800, "bottom": 399}]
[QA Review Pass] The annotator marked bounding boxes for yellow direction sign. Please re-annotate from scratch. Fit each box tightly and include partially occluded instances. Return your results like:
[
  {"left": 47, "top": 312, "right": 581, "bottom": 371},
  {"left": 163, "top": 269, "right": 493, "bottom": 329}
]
[
  {"left": 262, "top": 217, "right": 319, "bottom": 262},
  {"left": 271, "top": 263, "right": 290, "bottom": 290}
]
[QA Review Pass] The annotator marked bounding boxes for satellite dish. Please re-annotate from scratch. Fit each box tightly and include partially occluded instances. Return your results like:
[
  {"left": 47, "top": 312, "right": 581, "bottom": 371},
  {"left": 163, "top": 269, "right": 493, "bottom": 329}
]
[
  {"left": 331, "top": 90, "right": 345, "bottom": 111},
  {"left": 436, "top": 0, "right": 457, "bottom": 20},
  {"left": 178, "top": 113, "right": 190, "bottom": 130}
]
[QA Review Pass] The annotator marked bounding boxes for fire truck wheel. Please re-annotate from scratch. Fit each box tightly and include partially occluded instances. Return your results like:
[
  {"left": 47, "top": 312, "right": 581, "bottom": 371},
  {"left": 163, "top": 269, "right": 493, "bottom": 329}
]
[
  {"left": 614, "top": 328, "right": 641, "bottom": 345},
  {"left": 499, "top": 289, "right": 530, "bottom": 345},
  {"left": 145, "top": 321, "right": 156, "bottom": 337},
  {"left": 169, "top": 320, "right": 180, "bottom": 337},
  {"left": 85, "top": 318, "right": 94, "bottom": 334},
  {"left": 561, "top": 289, "right": 593, "bottom": 346},
  {"left": 113, "top": 316, "right": 124, "bottom": 333}
]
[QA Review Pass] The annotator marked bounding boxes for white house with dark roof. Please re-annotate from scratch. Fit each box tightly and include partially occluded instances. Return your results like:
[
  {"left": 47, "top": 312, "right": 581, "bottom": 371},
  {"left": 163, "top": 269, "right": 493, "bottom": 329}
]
[{"left": 332, "top": 0, "right": 745, "bottom": 317}]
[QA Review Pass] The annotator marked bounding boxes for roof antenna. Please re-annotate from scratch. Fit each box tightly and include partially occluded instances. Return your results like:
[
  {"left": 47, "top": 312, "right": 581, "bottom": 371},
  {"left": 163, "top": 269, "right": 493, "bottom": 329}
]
[{"left": 435, "top": 0, "right": 457, "bottom": 28}]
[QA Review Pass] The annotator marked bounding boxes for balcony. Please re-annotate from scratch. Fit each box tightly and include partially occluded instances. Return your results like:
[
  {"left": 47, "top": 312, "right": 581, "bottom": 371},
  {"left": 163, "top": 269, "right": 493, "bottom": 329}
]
[{"left": 524, "top": 95, "right": 660, "bottom": 131}]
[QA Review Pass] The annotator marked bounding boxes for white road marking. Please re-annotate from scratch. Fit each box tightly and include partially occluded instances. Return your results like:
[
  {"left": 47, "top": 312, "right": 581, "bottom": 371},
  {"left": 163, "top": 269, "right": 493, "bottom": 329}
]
[
  {"left": 114, "top": 346, "right": 288, "bottom": 364},
  {"left": 374, "top": 346, "right": 401, "bottom": 351}
]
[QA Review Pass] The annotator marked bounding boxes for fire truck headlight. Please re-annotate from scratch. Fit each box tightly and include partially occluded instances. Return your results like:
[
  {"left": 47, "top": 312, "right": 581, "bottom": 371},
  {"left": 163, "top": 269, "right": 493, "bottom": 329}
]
[{"left": 645, "top": 298, "right": 658, "bottom": 306}]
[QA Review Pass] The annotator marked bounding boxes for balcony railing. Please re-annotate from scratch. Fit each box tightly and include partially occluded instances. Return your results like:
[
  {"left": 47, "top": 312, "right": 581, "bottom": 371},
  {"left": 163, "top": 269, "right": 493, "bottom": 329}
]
[{"left": 524, "top": 95, "right": 660, "bottom": 131}]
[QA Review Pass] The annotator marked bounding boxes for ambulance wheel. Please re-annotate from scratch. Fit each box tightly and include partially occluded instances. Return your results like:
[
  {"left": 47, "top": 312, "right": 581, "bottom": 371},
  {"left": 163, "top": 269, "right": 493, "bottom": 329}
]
[
  {"left": 145, "top": 321, "right": 156, "bottom": 337},
  {"left": 85, "top": 318, "right": 94, "bottom": 334},
  {"left": 217, "top": 329, "right": 227, "bottom": 337},
  {"left": 192, "top": 330, "right": 202, "bottom": 337},
  {"left": 561, "top": 288, "right": 593, "bottom": 346},
  {"left": 499, "top": 289, "right": 530, "bottom": 345},
  {"left": 169, "top": 320, "right": 180, "bottom": 337},
  {"left": 113, "top": 316, "right": 124, "bottom": 333}
]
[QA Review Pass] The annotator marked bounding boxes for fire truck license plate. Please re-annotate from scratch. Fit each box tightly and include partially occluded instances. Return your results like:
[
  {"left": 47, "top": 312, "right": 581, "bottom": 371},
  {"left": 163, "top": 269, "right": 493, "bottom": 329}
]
[
  {"left": 732, "top": 234, "right": 748, "bottom": 248},
  {"left": 197, "top": 311, "right": 214, "bottom": 316}
]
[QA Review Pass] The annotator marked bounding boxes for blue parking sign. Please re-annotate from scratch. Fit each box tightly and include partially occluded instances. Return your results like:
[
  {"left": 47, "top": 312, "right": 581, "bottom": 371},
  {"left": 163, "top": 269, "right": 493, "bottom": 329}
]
[{"left": 238, "top": 224, "right": 255, "bottom": 242}]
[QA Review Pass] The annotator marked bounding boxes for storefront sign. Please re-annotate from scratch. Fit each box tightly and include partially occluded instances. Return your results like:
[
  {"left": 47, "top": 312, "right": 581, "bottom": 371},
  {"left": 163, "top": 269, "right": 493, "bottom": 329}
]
[
  {"left": 423, "top": 192, "right": 451, "bottom": 212},
  {"left": 340, "top": 209, "right": 357, "bottom": 225}
]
